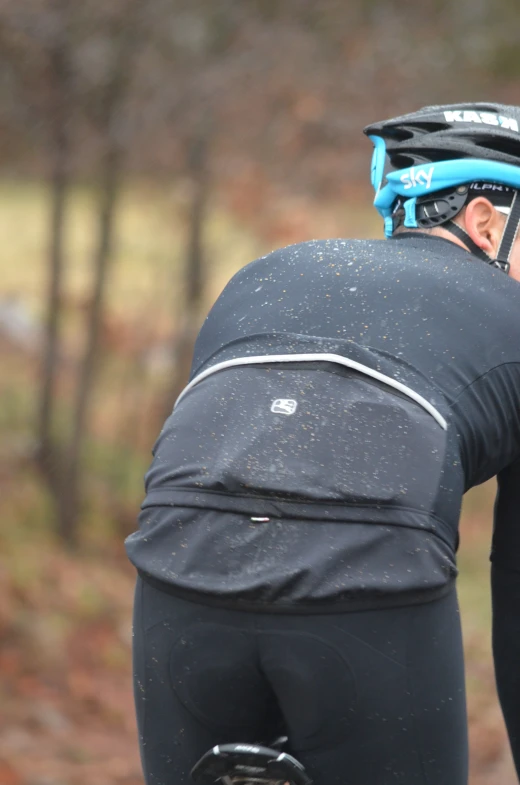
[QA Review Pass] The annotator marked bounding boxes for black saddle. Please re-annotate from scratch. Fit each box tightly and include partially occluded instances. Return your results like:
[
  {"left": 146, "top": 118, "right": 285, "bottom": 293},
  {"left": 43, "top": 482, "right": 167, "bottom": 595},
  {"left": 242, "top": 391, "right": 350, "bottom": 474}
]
[{"left": 191, "top": 738, "right": 313, "bottom": 785}]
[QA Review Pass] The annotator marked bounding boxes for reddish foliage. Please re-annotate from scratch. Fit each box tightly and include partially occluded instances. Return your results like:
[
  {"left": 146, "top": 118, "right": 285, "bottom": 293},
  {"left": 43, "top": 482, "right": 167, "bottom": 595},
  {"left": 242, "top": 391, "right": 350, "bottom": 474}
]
[
  {"left": 0, "top": 549, "right": 142, "bottom": 784},
  {"left": 0, "top": 760, "right": 22, "bottom": 785}
]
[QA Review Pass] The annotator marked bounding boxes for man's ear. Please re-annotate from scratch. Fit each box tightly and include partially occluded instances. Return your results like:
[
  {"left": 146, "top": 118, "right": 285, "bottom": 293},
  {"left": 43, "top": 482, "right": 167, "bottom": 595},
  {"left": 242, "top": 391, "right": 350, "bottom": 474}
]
[{"left": 461, "top": 197, "right": 505, "bottom": 257}]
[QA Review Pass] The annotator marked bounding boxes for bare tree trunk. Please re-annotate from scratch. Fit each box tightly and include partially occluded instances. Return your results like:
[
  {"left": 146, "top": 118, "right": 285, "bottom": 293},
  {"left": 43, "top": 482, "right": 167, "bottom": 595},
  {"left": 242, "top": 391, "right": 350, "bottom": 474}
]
[
  {"left": 162, "top": 115, "right": 212, "bottom": 420},
  {"left": 36, "top": 7, "right": 71, "bottom": 501},
  {"left": 57, "top": 8, "right": 139, "bottom": 545},
  {"left": 58, "top": 144, "right": 122, "bottom": 544}
]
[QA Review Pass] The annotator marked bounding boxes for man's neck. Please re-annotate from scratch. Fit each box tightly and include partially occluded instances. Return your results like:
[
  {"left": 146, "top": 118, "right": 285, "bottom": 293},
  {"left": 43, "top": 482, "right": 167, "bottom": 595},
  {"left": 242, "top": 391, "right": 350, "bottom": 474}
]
[
  {"left": 394, "top": 225, "right": 471, "bottom": 253},
  {"left": 429, "top": 225, "right": 470, "bottom": 252}
]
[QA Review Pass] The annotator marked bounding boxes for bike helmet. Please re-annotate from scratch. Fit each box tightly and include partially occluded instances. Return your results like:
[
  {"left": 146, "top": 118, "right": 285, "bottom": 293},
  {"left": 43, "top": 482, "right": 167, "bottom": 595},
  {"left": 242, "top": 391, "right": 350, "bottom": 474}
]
[{"left": 364, "top": 102, "right": 520, "bottom": 273}]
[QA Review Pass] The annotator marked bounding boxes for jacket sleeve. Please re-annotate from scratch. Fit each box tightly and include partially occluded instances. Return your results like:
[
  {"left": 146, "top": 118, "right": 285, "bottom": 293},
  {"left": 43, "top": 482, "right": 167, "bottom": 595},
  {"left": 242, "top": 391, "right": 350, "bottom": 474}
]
[{"left": 491, "top": 457, "right": 520, "bottom": 775}]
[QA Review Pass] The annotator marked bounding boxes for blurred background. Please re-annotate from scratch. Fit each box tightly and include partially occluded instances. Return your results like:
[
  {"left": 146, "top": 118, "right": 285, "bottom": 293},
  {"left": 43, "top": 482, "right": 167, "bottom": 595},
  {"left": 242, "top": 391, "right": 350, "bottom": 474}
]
[{"left": 0, "top": 1, "right": 519, "bottom": 783}]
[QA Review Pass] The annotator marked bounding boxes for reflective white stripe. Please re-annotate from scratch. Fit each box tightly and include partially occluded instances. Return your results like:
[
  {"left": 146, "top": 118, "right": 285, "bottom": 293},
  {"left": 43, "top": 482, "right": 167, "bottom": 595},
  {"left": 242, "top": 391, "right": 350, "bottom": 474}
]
[{"left": 175, "top": 353, "right": 448, "bottom": 430}]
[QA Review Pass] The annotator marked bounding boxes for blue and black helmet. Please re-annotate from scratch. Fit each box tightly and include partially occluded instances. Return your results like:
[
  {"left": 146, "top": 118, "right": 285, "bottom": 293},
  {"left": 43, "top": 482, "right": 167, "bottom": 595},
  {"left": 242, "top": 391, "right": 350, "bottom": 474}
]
[{"left": 364, "top": 102, "right": 520, "bottom": 273}]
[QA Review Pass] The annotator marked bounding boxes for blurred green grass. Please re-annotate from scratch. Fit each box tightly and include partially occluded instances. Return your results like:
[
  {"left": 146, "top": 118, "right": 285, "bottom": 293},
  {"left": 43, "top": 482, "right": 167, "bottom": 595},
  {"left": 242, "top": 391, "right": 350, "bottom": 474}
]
[
  {"left": 0, "top": 179, "right": 264, "bottom": 315},
  {"left": 0, "top": 179, "right": 382, "bottom": 317}
]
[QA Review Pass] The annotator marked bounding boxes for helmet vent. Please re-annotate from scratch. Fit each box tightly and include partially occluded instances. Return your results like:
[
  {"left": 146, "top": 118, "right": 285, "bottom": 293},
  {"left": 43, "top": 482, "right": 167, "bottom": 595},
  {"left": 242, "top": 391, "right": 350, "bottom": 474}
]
[{"left": 475, "top": 137, "right": 520, "bottom": 157}]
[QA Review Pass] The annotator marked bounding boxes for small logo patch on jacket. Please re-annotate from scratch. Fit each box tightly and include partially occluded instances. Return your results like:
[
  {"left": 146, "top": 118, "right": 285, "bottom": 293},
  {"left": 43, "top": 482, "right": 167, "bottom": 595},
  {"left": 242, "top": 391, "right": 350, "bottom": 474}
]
[{"left": 270, "top": 399, "right": 298, "bottom": 415}]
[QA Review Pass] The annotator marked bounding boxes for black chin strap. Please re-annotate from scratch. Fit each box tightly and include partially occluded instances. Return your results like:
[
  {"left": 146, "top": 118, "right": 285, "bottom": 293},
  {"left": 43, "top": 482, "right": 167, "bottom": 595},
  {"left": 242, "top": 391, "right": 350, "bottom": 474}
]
[
  {"left": 444, "top": 220, "right": 492, "bottom": 263},
  {"left": 444, "top": 190, "right": 520, "bottom": 275},
  {"left": 495, "top": 191, "right": 520, "bottom": 273}
]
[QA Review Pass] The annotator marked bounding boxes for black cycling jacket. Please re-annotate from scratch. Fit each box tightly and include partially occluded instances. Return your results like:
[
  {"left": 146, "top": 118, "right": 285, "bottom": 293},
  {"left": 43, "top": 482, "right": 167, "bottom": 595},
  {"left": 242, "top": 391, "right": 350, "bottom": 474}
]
[{"left": 126, "top": 233, "right": 520, "bottom": 611}]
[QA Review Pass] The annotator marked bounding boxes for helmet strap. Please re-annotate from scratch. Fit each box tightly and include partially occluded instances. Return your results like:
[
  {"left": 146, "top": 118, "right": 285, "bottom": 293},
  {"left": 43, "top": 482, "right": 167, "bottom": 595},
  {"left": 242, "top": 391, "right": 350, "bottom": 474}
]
[
  {"left": 494, "top": 190, "right": 520, "bottom": 273},
  {"left": 443, "top": 220, "right": 493, "bottom": 263}
]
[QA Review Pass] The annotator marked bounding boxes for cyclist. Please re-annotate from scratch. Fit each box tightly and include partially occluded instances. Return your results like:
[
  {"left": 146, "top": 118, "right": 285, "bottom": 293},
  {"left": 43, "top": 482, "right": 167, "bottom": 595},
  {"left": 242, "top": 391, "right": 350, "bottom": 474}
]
[{"left": 126, "top": 102, "right": 520, "bottom": 785}]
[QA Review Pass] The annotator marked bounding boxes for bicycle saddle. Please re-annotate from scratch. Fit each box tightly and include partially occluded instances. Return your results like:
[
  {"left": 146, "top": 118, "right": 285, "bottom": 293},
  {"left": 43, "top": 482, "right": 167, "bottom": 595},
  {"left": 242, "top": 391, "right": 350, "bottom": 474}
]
[{"left": 190, "top": 740, "right": 313, "bottom": 785}]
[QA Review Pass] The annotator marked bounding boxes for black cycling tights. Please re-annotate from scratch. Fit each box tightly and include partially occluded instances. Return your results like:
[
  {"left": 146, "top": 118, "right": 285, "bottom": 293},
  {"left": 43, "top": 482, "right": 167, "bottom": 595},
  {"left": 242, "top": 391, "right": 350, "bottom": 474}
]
[{"left": 133, "top": 577, "right": 468, "bottom": 785}]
